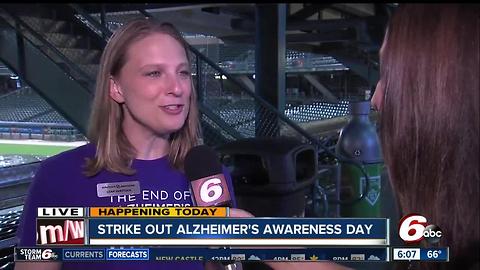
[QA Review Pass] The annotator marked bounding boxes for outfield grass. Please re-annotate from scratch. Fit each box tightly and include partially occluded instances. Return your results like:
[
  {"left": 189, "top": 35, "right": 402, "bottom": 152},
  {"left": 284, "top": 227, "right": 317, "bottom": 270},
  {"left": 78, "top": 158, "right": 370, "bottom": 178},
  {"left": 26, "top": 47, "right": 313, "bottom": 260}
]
[{"left": 0, "top": 140, "right": 87, "bottom": 156}]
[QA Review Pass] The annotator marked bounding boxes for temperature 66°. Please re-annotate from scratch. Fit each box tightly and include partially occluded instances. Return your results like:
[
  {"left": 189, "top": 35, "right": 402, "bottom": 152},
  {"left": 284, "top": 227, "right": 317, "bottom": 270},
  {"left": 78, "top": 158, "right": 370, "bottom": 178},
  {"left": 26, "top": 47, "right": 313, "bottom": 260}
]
[{"left": 427, "top": 250, "right": 441, "bottom": 259}]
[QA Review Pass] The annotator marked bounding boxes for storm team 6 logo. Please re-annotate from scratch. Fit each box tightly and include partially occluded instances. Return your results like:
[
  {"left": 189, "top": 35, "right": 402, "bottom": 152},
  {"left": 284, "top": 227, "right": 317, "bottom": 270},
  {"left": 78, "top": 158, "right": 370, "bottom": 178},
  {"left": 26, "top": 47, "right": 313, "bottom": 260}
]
[
  {"left": 398, "top": 214, "right": 443, "bottom": 244},
  {"left": 16, "top": 248, "right": 59, "bottom": 261}
]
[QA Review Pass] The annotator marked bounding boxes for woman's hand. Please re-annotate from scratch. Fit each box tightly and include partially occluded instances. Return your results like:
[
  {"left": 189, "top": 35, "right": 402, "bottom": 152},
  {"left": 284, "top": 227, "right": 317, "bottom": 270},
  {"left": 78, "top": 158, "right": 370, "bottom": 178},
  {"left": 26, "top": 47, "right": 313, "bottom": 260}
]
[
  {"left": 14, "top": 262, "right": 62, "bottom": 270},
  {"left": 229, "top": 208, "right": 255, "bottom": 218}
]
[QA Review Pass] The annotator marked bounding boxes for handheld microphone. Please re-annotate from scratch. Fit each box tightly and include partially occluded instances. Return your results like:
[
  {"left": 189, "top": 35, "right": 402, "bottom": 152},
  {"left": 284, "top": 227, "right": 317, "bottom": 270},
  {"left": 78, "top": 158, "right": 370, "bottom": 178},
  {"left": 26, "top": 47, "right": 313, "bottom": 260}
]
[
  {"left": 184, "top": 145, "right": 240, "bottom": 270},
  {"left": 184, "top": 145, "right": 232, "bottom": 207}
]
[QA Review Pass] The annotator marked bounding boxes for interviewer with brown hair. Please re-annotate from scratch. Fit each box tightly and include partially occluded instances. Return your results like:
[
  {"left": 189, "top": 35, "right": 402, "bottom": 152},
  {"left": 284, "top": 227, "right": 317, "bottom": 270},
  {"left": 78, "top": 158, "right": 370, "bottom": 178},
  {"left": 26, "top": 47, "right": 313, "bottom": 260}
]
[{"left": 372, "top": 4, "right": 479, "bottom": 270}]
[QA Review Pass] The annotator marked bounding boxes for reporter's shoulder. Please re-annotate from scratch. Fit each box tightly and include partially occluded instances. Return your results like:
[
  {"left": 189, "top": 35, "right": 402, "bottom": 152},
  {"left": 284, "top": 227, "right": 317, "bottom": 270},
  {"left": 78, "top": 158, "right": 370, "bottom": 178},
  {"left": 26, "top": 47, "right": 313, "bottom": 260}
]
[{"left": 38, "top": 142, "right": 95, "bottom": 171}]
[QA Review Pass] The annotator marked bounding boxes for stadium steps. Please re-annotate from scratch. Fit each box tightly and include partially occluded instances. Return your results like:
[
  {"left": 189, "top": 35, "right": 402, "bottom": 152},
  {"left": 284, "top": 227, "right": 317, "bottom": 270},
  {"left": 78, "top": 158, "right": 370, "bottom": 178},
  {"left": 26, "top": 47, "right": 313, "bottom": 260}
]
[
  {"left": 14, "top": 7, "right": 102, "bottom": 87},
  {"left": 55, "top": 48, "right": 100, "bottom": 65},
  {"left": 43, "top": 33, "right": 92, "bottom": 49},
  {"left": 0, "top": 5, "right": 95, "bottom": 133},
  {"left": 0, "top": 4, "right": 251, "bottom": 144},
  {"left": 1, "top": 4, "right": 330, "bottom": 146}
]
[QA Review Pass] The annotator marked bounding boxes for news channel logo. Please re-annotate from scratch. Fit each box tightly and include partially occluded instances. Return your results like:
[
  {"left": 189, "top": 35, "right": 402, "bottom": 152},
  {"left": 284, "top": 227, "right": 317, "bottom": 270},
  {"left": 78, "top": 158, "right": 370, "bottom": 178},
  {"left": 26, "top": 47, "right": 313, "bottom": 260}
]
[
  {"left": 36, "top": 218, "right": 85, "bottom": 245},
  {"left": 398, "top": 214, "right": 443, "bottom": 244},
  {"left": 17, "top": 248, "right": 59, "bottom": 261}
]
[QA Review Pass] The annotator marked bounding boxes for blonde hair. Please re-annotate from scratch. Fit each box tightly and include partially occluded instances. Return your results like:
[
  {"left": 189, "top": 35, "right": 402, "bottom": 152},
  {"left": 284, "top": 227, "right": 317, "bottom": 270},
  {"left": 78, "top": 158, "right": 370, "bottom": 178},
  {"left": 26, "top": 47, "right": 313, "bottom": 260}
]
[{"left": 85, "top": 19, "right": 201, "bottom": 177}]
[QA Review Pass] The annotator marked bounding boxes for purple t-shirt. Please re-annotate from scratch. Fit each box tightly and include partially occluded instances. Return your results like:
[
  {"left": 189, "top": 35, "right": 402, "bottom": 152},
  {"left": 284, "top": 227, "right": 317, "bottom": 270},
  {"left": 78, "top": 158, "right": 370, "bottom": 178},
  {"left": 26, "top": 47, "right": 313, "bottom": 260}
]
[{"left": 16, "top": 143, "right": 236, "bottom": 270}]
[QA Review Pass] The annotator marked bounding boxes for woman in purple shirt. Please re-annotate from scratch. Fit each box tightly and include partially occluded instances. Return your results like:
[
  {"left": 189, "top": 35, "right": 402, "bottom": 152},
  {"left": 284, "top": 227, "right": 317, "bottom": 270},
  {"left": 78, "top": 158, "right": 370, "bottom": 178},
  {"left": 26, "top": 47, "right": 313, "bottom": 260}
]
[{"left": 15, "top": 18, "right": 348, "bottom": 270}]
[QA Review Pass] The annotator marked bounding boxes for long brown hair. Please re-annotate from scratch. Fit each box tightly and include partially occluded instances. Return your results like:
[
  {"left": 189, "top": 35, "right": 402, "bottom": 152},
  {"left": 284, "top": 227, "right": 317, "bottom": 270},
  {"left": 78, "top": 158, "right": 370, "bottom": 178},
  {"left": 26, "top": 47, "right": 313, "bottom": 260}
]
[
  {"left": 377, "top": 4, "right": 479, "bottom": 269},
  {"left": 85, "top": 19, "right": 201, "bottom": 176}
]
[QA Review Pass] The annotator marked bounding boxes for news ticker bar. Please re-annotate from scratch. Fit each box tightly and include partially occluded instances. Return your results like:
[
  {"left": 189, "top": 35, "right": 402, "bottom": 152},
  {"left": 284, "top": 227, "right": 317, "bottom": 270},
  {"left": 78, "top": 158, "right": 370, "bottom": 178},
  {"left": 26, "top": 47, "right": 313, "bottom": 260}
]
[
  {"left": 36, "top": 207, "right": 389, "bottom": 246},
  {"left": 15, "top": 247, "right": 389, "bottom": 262},
  {"left": 392, "top": 247, "right": 449, "bottom": 262}
]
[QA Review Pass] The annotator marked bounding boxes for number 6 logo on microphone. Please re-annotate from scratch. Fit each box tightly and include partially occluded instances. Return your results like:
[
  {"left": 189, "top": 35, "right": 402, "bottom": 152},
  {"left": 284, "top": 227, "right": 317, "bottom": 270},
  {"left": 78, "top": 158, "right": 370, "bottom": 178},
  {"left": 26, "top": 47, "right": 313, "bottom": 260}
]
[
  {"left": 191, "top": 174, "right": 231, "bottom": 207},
  {"left": 200, "top": 178, "right": 223, "bottom": 203}
]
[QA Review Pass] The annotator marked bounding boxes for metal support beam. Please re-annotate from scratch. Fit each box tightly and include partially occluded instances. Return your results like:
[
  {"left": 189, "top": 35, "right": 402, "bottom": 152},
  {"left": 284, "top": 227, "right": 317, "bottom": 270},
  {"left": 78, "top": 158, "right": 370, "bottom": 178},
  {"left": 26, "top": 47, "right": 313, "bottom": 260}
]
[
  {"left": 230, "top": 17, "right": 362, "bottom": 36},
  {"left": 14, "top": 19, "right": 26, "bottom": 76},
  {"left": 331, "top": 4, "right": 375, "bottom": 17},
  {"left": 140, "top": 7, "right": 236, "bottom": 37},
  {"left": 254, "top": 4, "right": 286, "bottom": 137},
  {"left": 328, "top": 51, "right": 379, "bottom": 87},
  {"left": 287, "top": 30, "right": 355, "bottom": 43},
  {"left": 288, "top": 4, "right": 325, "bottom": 21},
  {"left": 221, "top": 29, "right": 354, "bottom": 44},
  {"left": 83, "top": 3, "right": 228, "bottom": 14},
  {"left": 195, "top": 55, "right": 204, "bottom": 103},
  {"left": 303, "top": 74, "right": 338, "bottom": 103},
  {"left": 100, "top": 4, "right": 107, "bottom": 40},
  {"left": 287, "top": 18, "right": 361, "bottom": 31},
  {"left": 237, "top": 75, "right": 255, "bottom": 92}
]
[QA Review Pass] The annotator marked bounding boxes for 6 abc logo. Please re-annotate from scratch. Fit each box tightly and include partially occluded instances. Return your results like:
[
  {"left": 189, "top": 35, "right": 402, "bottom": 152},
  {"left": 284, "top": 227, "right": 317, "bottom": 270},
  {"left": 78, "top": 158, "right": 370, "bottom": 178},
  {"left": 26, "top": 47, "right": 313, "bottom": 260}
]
[{"left": 398, "top": 214, "right": 443, "bottom": 244}]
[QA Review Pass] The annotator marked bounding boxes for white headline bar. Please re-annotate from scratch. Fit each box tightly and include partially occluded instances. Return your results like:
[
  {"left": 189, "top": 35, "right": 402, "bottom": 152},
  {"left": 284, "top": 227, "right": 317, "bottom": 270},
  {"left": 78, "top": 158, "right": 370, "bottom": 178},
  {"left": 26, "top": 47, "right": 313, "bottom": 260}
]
[{"left": 89, "top": 239, "right": 387, "bottom": 246}]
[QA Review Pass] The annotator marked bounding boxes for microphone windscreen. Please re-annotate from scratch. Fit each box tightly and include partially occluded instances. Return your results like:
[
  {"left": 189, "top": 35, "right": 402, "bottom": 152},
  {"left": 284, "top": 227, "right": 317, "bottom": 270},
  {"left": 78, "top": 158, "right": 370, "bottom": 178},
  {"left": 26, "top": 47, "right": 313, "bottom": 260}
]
[{"left": 184, "top": 145, "right": 223, "bottom": 181}]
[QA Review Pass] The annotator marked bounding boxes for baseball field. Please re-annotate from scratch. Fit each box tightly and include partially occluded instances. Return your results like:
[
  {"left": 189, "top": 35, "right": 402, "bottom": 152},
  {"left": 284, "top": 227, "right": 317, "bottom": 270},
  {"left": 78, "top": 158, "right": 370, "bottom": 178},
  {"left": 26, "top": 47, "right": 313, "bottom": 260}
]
[{"left": 0, "top": 139, "right": 87, "bottom": 157}]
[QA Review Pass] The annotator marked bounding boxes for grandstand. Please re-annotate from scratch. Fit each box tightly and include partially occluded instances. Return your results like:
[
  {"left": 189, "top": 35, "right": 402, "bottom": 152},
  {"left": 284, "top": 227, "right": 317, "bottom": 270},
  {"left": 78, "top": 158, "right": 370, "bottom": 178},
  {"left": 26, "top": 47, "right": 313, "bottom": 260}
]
[
  {"left": 0, "top": 87, "right": 68, "bottom": 123},
  {"left": 285, "top": 100, "right": 350, "bottom": 122},
  {"left": 0, "top": 87, "right": 352, "bottom": 142},
  {"left": 0, "top": 87, "right": 85, "bottom": 142}
]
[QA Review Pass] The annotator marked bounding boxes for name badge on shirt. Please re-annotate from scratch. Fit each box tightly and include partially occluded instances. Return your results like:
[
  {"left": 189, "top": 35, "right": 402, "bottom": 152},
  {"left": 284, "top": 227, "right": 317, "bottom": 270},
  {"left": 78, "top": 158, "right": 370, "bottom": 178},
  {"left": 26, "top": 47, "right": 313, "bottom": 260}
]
[{"left": 96, "top": 181, "right": 141, "bottom": 197}]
